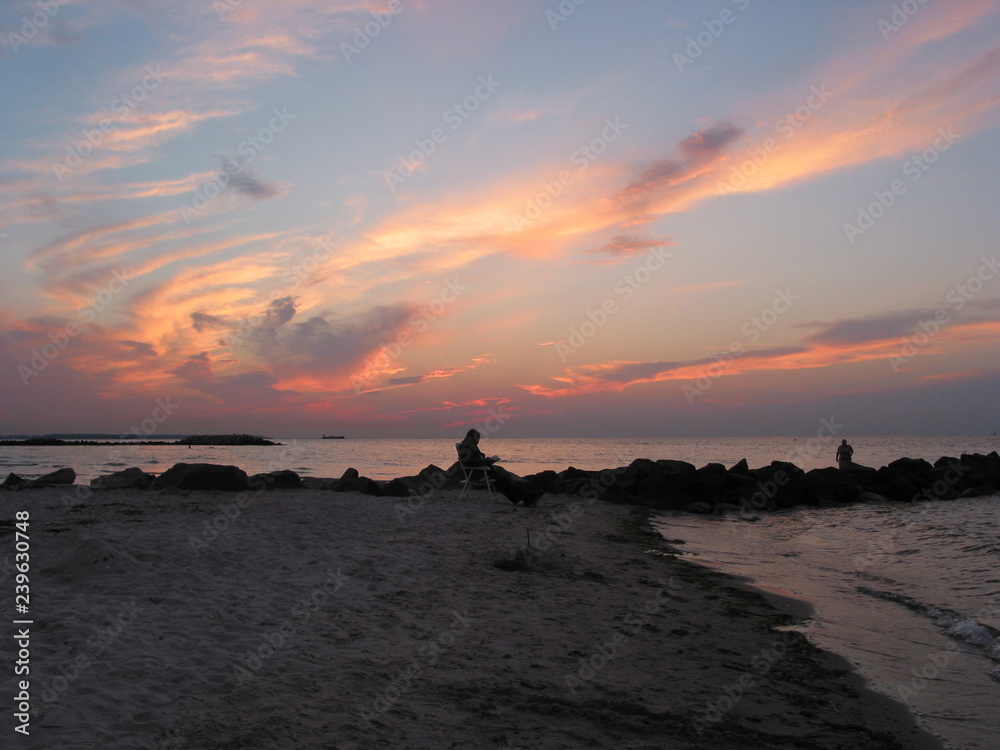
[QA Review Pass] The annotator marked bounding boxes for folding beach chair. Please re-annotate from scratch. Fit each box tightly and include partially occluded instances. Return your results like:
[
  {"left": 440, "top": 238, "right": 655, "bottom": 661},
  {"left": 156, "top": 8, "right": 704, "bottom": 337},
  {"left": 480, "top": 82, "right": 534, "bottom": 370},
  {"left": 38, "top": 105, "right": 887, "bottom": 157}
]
[{"left": 456, "top": 442, "right": 496, "bottom": 501}]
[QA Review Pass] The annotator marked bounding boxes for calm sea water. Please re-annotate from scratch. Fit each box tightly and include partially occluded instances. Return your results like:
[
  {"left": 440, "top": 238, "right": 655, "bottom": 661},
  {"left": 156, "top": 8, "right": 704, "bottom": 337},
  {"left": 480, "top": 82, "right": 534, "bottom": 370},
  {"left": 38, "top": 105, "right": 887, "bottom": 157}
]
[
  {"left": 660, "top": 495, "right": 1000, "bottom": 750},
  {"left": 2, "top": 435, "right": 997, "bottom": 484}
]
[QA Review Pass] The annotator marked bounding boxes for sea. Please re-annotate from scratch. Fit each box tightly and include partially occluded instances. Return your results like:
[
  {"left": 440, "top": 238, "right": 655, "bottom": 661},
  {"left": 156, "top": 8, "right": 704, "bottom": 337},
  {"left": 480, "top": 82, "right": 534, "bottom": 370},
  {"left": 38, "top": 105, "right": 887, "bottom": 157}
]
[{"left": 4, "top": 434, "right": 999, "bottom": 748}]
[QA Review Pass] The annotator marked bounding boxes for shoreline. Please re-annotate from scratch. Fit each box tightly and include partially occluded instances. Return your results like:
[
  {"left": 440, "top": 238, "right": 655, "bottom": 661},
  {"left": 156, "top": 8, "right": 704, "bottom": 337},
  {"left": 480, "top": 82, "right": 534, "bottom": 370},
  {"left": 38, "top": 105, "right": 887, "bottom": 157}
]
[{"left": 10, "top": 485, "right": 943, "bottom": 748}]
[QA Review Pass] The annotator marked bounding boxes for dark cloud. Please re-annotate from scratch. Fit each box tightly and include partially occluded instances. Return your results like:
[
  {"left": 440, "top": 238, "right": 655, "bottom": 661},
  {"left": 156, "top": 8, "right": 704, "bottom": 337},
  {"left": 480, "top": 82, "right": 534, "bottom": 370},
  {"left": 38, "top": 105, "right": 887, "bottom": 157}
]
[
  {"left": 678, "top": 122, "right": 744, "bottom": 160},
  {"left": 228, "top": 169, "right": 282, "bottom": 200},
  {"left": 120, "top": 339, "right": 157, "bottom": 357},
  {"left": 805, "top": 311, "right": 933, "bottom": 346},
  {"left": 586, "top": 234, "right": 673, "bottom": 261},
  {"left": 247, "top": 303, "right": 416, "bottom": 374},
  {"left": 616, "top": 122, "right": 743, "bottom": 205},
  {"left": 262, "top": 296, "right": 296, "bottom": 326},
  {"left": 387, "top": 375, "right": 425, "bottom": 386},
  {"left": 191, "top": 311, "right": 227, "bottom": 332},
  {"left": 594, "top": 346, "right": 809, "bottom": 385}
]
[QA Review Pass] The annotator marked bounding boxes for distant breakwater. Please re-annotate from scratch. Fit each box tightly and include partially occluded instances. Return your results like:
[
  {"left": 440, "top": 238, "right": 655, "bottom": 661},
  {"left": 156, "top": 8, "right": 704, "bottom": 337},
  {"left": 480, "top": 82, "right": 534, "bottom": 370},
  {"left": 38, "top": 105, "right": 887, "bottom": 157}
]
[
  {"left": 4, "top": 452, "right": 999, "bottom": 515},
  {"left": 0, "top": 434, "right": 278, "bottom": 447}
]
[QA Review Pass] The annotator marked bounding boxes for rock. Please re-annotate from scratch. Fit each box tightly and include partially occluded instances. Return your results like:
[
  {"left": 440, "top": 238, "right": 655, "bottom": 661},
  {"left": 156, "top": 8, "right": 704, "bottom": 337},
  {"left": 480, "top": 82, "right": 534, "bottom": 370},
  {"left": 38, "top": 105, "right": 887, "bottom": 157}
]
[
  {"left": 300, "top": 477, "right": 339, "bottom": 490},
  {"left": 522, "top": 470, "right": 562, "bottom": 494},
  {"left": 151, "top": 463, "right": 249, "bottom": 492},
  {"left": 887, "top": 457, "right": 934, "bottom": 480},
  {"left": 623, "top": 458, "right": 698, "bottom": 509},
  {"left": 728, "top": 458, "right": 750, "bottom": 476},
  {"left": 858, "top": 491, "right": 890, "bottom": 503},
  {"left": 340, "top": 467, "right": 360, "bottom": 480},
  {"left": 29, "top": 467, "right": 76, "bottom": 487},
  {"left": 249, "top": 470, "right": 302, "bottom": 490},
  {"left": 804, "top": 467, "right": 862, "bottom": 505},
  {"left": 90, "top": 467, "right": 154, "bottom": 490},
  {"left": 684, "top": 501, "right": 714, "bottom": 514},
  {"left": 740, "top": 462, "right": 806, "bottom": 509},
  {"left": 335, "top": 476, "right": 383, "bottom": 496},
  {"left": 693, "top": 463, "right": 736, "bottom": 505},
  {"left": 175, "top": 434, "right": 278, "bottom": 446},
  {"left": 380, "top": 478, "right": 412, "bottom": 497},
  {"left": 2, "top": 473, "right": 27, "bottom": 489}
]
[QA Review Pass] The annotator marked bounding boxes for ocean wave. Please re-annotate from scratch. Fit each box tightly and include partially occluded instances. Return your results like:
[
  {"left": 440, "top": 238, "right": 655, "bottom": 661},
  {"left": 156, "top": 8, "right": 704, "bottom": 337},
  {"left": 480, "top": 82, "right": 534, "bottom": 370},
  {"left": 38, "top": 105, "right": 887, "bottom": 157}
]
[{"left": 858, "top": 585, "right": 1000, "bottom": 665}]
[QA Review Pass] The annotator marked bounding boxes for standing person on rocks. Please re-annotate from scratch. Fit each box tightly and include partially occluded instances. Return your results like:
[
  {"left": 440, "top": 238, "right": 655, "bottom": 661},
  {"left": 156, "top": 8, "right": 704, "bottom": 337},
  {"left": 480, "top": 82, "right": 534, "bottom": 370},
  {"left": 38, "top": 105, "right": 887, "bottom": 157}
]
[
  {"left": 836, "top": 439, "right": 854, "bottom": 470},
  {"left": 457, "top": 428, "right": 543, "bottom": 506}
]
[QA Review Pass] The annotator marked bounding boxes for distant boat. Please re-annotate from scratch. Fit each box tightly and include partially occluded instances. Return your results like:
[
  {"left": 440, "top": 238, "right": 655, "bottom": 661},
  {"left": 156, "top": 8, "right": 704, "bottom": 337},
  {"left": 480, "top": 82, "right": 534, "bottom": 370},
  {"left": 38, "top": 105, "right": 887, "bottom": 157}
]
[{"left": 322, "top": 434, "right": 345, "bottom": 439}]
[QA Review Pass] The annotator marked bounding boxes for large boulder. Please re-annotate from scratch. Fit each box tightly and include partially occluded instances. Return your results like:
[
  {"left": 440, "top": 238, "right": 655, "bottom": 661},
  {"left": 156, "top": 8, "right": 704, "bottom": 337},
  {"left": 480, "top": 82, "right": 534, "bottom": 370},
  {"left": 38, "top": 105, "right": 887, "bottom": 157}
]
[
  {"left": 627, "top": 459, "right": 698, "bottom": 510},
  {"left": 755, "top": 461, "right": 807, "bottom": 509},
  {"left": 692, "top": 462, "right": 737, "bottom": 507},
  {"left": 380, "top": 478, "right": 412, "bottom": 497},
  {"left": 90, "top": 467, "right": 154, "bottom": 490},
  {"left": 335, "top": 476, "right": 383, "bottom": 496},
  {"left": 804, "top": 467, "right": 863, "bottom": 505},
  {"left": 29, "top": 467, "right": 76, "bottom": 487},
  {"left": 249, "top": 470, "right": 302, "bottom": 490},
  {"left": 300, "top": 477, "right": 340, "bottom": 490},
  {"left": 873, "top": 466, "right": 921, "bottom": 502},
  {"left": 2, "top": 473, "right": 27, "bottom": 489},
  {"left": 151, "top": 463, "right": 249, "bottom": 492},
  {"left": 389, "top": 464, "right": 450, "bottom": 496}
]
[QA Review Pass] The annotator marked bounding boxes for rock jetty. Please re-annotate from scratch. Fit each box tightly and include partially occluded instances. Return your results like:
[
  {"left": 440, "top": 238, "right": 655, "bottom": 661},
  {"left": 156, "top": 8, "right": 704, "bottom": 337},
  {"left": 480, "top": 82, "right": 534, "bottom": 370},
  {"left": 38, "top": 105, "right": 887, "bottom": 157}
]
[{"left": 5, "top": 452, "right": 998, "bottom": 513}]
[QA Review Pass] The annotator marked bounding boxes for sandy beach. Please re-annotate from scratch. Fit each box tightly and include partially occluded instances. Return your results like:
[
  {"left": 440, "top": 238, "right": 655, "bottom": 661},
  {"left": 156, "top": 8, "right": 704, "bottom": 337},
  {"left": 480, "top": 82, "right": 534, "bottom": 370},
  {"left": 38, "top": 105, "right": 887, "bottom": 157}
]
[{"left": 6, "top": 483, "right": 944, "bottom": 749}]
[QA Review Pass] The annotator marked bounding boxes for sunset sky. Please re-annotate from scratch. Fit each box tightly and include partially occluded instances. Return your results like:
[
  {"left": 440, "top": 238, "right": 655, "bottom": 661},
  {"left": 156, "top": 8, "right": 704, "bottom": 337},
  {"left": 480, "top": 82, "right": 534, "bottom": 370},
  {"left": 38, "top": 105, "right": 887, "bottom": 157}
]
[{"left": 2, "top": 0, "right": 999, "bottom": 438}]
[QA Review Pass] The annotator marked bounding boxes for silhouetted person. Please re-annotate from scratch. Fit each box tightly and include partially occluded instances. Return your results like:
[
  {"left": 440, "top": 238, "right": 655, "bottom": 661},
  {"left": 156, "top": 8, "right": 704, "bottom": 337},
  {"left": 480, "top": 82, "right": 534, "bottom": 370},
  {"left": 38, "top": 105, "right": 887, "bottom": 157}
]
[
  {"left": 457, "top": 428, "right": 542, "bottom": 506},
  {"left": 836, "top": 439, "right": 854, "bottom": 470}
]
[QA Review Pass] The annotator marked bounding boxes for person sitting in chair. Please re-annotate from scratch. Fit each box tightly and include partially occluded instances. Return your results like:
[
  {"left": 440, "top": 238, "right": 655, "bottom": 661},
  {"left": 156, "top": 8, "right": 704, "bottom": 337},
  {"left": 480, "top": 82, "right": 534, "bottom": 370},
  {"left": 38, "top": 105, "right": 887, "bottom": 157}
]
[{"left": 457, "top": 428, "right": 543, "bottom": 506}]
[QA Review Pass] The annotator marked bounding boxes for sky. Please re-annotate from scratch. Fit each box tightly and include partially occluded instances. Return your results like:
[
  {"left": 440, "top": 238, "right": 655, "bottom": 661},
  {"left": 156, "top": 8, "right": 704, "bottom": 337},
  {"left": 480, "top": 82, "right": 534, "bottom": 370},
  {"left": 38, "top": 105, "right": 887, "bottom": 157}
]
[{"left": 1, "top": 0, "right": 999, "bottom": 439}]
